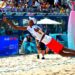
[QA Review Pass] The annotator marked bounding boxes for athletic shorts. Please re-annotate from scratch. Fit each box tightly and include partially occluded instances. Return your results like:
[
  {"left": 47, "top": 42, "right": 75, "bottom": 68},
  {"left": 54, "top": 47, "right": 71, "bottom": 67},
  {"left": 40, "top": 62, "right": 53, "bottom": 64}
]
[
  {"left": 46, "top": 38, "right": 64, "bottom": 54},
  {"left": 39, "top": 42, "right": 46, "bottom": 50}
]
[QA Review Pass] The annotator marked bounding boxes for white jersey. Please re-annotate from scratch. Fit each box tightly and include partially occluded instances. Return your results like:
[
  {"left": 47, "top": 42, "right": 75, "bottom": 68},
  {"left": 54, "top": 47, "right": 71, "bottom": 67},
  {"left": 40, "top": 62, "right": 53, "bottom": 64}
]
[
  {"left": 27, "top": 25, "right": 52, "bottom": 45},
  {"left": 27, "top": 25, "right": 43, "bottom": 41}
]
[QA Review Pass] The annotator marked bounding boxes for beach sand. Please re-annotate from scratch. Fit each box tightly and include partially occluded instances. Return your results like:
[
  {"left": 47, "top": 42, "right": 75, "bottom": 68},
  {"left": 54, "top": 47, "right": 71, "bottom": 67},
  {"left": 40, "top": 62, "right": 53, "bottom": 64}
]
[{"left": 0, "top": 54, "right": 75, "bottom": 75}]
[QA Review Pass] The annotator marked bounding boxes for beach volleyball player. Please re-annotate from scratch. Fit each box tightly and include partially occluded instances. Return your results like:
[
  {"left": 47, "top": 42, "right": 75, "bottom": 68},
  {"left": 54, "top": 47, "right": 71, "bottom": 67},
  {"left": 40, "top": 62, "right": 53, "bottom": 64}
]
[{"left": 3, "top": 17, "right": 75, "bottom": 57}]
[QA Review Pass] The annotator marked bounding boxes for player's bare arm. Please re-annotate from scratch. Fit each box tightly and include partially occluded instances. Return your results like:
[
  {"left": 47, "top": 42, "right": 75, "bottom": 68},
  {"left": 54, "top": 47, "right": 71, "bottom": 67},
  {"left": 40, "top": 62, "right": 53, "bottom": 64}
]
[{"left": 3, "top": 17, "right": 27, "bottom": 31}]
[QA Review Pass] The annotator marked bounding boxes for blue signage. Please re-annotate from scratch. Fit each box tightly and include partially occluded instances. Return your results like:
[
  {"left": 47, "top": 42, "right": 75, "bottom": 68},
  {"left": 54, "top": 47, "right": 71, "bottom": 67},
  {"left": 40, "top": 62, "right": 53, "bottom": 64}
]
[{"left": 0, "top": 36, "right": 19, "bottom": 56}]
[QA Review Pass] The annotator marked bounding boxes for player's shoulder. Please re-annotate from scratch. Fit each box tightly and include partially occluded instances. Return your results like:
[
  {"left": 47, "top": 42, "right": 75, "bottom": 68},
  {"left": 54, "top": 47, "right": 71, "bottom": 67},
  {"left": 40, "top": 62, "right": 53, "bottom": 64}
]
[{"left": 27, "top": 26, "right": 31, "bottom": 29}]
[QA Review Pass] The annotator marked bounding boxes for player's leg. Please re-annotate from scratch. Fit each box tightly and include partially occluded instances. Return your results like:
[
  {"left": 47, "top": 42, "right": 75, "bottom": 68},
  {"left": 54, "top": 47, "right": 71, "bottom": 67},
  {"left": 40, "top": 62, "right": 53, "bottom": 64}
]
[
  {"left": 45, "top": 47, "right": 50, "bottom": 54},
  {"left": 59, "top": 47, "right": 75, "bottom": 57},
  {"left": 63, "top": 47, "right": 75, "bottom": 53},
  {"left": 36, "top": 40, "right": 41, "bottom": 59},
  {"left": 39, "top": 42, "right": 46, "bottom": 59}
]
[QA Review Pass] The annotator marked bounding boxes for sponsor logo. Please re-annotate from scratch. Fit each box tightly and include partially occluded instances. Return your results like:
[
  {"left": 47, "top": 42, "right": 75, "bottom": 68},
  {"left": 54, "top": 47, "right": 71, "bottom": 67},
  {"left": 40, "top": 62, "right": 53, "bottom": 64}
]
[{"left": 4, "top": 37, "right": 17, "bottom": 41}]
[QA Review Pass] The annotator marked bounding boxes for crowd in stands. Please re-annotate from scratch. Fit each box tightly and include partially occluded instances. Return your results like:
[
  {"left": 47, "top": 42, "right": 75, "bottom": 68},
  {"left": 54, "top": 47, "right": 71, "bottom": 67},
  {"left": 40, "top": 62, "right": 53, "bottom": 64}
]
[{"left": 0, "top": 0, "right": 70, "bottom": 14}]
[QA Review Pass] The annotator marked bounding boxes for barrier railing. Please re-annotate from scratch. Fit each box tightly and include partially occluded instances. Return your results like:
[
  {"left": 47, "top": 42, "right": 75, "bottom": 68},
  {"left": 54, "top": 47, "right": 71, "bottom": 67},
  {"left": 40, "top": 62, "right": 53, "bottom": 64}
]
[{"left": 0, "top": 12, "right": 69, "bottom": 16}]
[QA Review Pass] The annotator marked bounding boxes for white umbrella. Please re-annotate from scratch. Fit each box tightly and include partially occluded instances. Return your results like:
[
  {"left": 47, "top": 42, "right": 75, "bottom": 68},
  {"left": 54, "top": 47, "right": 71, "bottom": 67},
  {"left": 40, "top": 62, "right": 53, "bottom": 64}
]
[{"left": 37, "top": 18, "right": 62, "bottom": 25}]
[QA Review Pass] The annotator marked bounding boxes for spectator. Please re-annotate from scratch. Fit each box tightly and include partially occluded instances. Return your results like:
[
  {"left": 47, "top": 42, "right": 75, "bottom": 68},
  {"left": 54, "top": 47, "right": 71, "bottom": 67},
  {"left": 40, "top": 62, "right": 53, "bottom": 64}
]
[
  {"left": 33, "top": 0, "right": 41, "bottom": 12},
  {"left": 60, "top": 7, "right": 65, "bottom": 14},
  {"left": 46, "top": 2, "right": 50, "bottom": 9},
  {"left": 54, "top": 0, "right": 60, "bottom": 7},
  {"left": 20, "top": 34, "right": 32, "bottom": 54},
  {"left": 34, "top": 0, "right": 40, "bottom": 7},
  {"left": 28, "top": 0, "right": 33, "bottom": 7},
  {"left": 41, "top": 1, "right": 46, "bottom": 9},
  {"left": 17, "top": 4, "right": 23, "bottom": 12}
]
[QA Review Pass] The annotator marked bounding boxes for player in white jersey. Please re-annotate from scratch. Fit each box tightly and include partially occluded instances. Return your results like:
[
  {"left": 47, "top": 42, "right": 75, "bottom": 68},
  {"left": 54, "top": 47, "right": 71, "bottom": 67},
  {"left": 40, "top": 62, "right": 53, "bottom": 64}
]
[{"left": 3, "top": 17, "right": 75, "bottom": 57}]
